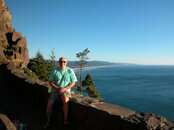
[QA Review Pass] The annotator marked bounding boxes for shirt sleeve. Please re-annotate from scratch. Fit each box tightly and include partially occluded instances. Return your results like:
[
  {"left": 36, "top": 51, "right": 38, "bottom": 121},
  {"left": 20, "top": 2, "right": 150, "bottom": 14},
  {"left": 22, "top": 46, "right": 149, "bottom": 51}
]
[
  {"left": 69, "top": 69, "right": 77, "bottom": 83},
  {"left": 49, "top": 68, "right": 56, "bottom": 82}
]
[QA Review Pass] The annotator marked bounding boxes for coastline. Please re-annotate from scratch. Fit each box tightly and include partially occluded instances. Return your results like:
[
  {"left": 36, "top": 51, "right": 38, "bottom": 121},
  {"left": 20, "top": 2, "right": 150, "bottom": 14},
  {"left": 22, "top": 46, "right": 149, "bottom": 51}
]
[{"left": 72, "top": 65, "right": 113, "bottom": 71}]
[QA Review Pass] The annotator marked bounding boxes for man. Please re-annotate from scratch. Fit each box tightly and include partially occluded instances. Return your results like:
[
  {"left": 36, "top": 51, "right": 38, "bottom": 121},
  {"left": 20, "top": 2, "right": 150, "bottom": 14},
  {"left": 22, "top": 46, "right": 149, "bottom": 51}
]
[{"left": 44, "top": 57, "right": 77, "bottom": 128}]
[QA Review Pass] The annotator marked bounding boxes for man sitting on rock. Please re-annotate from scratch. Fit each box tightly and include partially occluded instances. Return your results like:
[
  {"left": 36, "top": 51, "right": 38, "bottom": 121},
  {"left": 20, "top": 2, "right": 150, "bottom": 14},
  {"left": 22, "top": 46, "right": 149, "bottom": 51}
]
[{"left": 44, "top": 57, "right": 77, "bottom": 128}]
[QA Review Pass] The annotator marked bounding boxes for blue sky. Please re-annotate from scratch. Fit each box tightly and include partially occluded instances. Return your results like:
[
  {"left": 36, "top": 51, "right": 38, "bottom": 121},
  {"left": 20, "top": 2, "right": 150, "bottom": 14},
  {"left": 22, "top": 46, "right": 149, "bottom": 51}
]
[{"left": 5, "top": 0, "right": 174, "bottom": 65}]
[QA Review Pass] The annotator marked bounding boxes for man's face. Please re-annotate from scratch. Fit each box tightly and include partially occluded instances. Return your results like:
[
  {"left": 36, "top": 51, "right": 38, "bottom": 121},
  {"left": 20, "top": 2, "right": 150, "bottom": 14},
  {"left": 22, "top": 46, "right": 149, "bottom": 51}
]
[{"left": 59, "top": 58, "right": 67, "bottom": 67}]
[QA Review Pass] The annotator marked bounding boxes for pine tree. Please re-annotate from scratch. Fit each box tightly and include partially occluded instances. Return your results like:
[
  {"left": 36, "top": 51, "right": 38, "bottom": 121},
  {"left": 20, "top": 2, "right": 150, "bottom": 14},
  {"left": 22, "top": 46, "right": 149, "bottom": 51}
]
[
  {"left": 82, "top": 74, "right": 100, "bottom": 99},
  {"left": 76, "top": 48, "right": 90, "bottom": 93},
  {"left": 27, "top": 50, "right": 56, "bottom": 81}
]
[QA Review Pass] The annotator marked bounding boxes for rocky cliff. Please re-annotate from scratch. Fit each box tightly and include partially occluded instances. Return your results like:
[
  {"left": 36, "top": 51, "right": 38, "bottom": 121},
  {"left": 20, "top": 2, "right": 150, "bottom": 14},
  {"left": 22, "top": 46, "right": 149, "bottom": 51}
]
[{"left": 0, "top": 0, "right": 29, "bottom": 68}]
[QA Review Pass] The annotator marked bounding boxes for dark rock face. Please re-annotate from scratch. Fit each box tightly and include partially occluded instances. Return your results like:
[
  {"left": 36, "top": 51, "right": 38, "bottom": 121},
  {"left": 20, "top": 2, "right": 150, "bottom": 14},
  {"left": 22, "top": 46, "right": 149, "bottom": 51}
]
[
  {"left": 0, "top": 0, "right": 29, "bottom": 68},
  {"left": 0, "top": 64, "right": 49, "bottom": 129}
]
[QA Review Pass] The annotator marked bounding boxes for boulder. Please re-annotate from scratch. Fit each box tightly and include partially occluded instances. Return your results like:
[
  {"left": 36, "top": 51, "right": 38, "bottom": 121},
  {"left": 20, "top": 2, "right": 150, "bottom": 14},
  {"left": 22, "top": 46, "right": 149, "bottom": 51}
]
[{"left": 122, "top": 112, "right": 174, "bottom": 130}]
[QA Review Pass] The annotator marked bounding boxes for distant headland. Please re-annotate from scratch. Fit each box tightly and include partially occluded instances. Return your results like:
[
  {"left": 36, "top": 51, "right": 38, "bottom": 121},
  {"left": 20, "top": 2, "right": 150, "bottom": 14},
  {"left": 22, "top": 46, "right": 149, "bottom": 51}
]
[{"left": 68, "top": 60, "right": 136, "bottom": 68}]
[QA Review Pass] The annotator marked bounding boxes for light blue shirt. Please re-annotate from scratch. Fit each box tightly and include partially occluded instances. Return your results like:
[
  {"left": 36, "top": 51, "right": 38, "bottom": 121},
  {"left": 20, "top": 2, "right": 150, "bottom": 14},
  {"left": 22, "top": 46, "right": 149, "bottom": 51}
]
[{"left": 49, "top": 67, "right": 77, "bottom": 92}]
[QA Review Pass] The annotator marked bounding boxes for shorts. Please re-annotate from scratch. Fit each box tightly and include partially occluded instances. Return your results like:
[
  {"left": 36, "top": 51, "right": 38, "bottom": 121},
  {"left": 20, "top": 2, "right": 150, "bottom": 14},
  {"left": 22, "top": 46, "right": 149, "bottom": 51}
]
[{"left": 48, "top": 91, "right": 71, "bottom": 101}]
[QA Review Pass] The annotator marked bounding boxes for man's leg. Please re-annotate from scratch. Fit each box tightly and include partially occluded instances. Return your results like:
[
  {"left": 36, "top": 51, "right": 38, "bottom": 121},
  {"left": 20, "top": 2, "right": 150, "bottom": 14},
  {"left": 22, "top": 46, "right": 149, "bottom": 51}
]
[
  {"left": 43, "top": 100, "right": 54, "bottom": 129},
  {"left": 46, "top": 100, "right": 54, "bottom": 122},
  {"left": 60, "top": 95, "right": 69, "bottom": 123}
]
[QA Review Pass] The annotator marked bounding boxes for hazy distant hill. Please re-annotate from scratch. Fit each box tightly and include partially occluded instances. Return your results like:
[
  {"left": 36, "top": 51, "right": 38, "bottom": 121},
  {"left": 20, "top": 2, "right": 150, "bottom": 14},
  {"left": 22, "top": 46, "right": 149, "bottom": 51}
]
[{"left": 67, "top": 60, "right": 135, "bottom": 68}]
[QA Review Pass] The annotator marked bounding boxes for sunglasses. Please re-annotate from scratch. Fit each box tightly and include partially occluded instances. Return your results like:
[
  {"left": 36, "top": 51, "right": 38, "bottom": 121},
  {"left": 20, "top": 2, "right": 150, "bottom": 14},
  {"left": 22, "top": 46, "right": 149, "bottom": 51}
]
[{"left": 59, "top": 61, "right": 67, "bottom": 63}]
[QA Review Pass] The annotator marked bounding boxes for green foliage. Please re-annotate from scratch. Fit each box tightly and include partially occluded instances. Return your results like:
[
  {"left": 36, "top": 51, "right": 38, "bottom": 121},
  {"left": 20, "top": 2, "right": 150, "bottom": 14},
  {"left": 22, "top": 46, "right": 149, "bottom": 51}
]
[
  {"left": 23, "top": 67, "right": 39, "bottom": 79},
  {"left": 49, "top": 48, "right": 56, "bottom": 64},
  {"left": 75, "top": 48, "right": 90, "bottom": 92},
  {"left": 27, "top": 50, "right": 56, "bottom": 81},
  {"left": 82, "top": 74, "right": 100, "bottom": 99},
  {"left": 76, "top": 48, "right": 90, "bottom": 66},
  {"left": 75, "top": 48, "right": 101, "bottom": 99},
  {"left": 0, "top": 40, "right": 9, "bottom": 49}
]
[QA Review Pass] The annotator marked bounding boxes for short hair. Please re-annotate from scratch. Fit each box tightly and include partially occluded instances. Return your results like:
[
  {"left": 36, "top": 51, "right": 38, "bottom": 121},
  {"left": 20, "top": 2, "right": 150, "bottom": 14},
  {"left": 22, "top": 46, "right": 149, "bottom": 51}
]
[{"left": 59, "top": 57, "right": 67, "bottom": 61}]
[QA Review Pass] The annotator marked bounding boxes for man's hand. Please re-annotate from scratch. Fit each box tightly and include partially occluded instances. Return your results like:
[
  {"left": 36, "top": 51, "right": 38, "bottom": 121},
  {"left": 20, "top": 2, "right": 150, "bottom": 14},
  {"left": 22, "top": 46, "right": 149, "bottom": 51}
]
[
  {"left": 49, "top": 81, "right": 62, "bottom": 93},
  {"left": 59, "top": 87, "right": 67, "bottom": 93},
  {"left": 56, "top": 87, "right": 61, "bottom": 93}
]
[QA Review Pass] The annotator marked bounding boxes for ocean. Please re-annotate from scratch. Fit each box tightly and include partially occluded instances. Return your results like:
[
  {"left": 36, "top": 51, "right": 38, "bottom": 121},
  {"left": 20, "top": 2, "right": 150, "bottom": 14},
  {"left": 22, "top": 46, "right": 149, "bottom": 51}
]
[{"left": 81, "top": 65, "right": 174, "bottom": 120}]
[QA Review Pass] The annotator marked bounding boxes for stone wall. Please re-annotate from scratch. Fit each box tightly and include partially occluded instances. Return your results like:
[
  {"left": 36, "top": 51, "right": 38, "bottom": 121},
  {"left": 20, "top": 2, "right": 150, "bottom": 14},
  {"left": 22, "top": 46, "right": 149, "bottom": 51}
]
[
  {"left": 0, "top": 63, "right": 49, "bottom": 129},
  {"left": 69, "top": 96, "right": 174, "bottom": 130},
  {"left": 0, "top": 63, "right": 174, "bottom": 130}
]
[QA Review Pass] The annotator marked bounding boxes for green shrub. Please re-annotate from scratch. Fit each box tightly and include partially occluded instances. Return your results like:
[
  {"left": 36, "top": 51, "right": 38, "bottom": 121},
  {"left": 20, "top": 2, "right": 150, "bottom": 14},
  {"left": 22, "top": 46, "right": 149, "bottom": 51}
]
[
  {"left": 82, "top": 74, "right": 101, "bottom": 99},
  {"left": 23, "top": 67, "right": 39, "bottom": 79},
  {"left": 27, "top": 51, "right": 56, "bottom": 81},
  {"left": 0, "top": 40, "right": 9, "bottom": 49}
]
